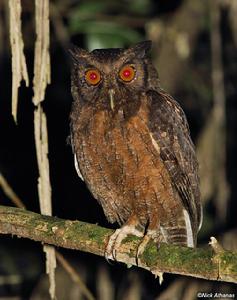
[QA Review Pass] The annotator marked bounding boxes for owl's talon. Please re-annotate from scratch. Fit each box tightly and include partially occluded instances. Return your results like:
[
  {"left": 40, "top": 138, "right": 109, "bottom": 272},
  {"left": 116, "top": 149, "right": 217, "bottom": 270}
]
[
  {"left": 136, "top": 229, "right": 160, "bottom": 266},
  {"left": 105, "top": 225, "right": 143, "bottom": 261},
  {"left": 104, "top": 229, "right": 119, "bottom": 260}
]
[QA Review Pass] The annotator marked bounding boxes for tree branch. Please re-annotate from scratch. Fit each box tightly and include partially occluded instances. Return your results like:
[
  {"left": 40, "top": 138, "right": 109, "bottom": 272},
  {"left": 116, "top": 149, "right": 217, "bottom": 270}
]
[{"left": 0, "top": 205, "right": 236, "bottom": 284}]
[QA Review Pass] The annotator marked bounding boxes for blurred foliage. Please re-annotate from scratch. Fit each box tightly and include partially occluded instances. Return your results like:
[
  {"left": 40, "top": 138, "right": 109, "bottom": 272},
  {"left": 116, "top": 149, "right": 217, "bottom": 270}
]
[
  {"left": 68, "top": 0, "right": 151, "bottom": 49},
  {"left": 69, "top": 20, "right": 143, "bottom": 49},
  {"left": 69, "top": 0, "right": 151, "bottom": 18}
]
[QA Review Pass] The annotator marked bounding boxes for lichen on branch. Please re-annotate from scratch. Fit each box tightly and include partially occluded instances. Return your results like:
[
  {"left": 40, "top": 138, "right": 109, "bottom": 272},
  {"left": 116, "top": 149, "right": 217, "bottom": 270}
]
[{"left": 0, "top": 205, "right": 236, "bottom": 284}]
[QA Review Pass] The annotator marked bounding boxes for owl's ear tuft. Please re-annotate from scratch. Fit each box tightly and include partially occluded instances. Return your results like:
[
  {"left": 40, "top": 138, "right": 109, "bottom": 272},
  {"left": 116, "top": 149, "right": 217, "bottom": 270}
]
[
  {"left": 130, "top": 40, "right": 152, "bottom": 58},
  {"left": 68, "top": 44, "right": 89, "bottom": 63}
]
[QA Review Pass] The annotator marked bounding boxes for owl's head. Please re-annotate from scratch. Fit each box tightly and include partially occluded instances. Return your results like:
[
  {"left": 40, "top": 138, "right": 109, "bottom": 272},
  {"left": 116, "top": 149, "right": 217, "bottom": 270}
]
[{"left": 70, "top": 41, "right": 158, "bottom": 114}]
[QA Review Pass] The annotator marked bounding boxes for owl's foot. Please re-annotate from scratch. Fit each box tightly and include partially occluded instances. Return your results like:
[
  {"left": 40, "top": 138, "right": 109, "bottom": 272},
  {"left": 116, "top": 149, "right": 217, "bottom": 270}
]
[
  {"left": 105, "top": 225, "right": 143, "bottom": 261},
  {"left": 136, "top": 229, "right": 164, "bottom": 284},
  {"left": 136, "top": 229, "right": 160, "bottom": 264}
]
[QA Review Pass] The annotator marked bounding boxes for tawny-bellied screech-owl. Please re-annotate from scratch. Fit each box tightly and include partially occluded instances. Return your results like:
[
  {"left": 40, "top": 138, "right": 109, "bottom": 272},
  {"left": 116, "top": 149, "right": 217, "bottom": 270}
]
[{"left": 70, "top": 41, "right": 202, "bottom": 259}]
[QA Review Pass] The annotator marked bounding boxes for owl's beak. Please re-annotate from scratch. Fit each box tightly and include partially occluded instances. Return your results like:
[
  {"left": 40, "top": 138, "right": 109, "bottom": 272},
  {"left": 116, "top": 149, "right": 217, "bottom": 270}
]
[{"left": 108, "top": 89, "right": 115, "bottom": 111}]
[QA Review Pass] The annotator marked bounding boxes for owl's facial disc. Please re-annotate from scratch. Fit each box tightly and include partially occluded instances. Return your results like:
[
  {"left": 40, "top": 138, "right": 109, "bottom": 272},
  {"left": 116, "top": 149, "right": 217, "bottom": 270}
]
[{"left": 108, "top": 65, "right": 135, "bottom": 111}]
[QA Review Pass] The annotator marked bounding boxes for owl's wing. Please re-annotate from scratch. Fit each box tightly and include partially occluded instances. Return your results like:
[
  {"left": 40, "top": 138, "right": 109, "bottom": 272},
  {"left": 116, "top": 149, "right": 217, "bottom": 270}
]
[{"left": 148, "top": 90, "right": 202, "bottom": 232}]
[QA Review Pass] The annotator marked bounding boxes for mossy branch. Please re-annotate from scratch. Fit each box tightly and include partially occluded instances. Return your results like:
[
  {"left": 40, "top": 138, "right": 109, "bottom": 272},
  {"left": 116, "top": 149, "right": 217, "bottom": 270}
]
[{"left": 0, "top": 205, "right": 236, "bottom": 284}]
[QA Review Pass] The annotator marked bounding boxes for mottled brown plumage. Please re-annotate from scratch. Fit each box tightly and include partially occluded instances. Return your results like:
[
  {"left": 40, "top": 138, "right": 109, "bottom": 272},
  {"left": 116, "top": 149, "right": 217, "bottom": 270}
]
[{"left": 70, "top": 41, "right": 202, "bottom": 257}]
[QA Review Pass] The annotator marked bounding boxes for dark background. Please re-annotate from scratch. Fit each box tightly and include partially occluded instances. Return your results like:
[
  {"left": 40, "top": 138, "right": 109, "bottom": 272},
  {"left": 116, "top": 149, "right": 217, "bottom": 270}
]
[{"left": 0, "top": 0, "right": 237, "bottom": 299}]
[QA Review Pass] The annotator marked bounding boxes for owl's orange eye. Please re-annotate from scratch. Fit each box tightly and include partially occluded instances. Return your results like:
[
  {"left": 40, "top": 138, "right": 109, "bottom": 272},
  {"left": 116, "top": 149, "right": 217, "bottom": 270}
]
[
  {"left": 119, "top": 65, "right": 136, "bottom": 82},
  {"left": 85, "top": 69, "right": 101, "bottom": 85}
]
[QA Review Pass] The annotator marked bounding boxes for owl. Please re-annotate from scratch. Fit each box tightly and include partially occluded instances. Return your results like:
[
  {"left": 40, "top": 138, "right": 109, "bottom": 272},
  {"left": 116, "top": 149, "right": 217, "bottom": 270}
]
[{"left": 70, "top": 41, "right": 202, "bottom": 260}]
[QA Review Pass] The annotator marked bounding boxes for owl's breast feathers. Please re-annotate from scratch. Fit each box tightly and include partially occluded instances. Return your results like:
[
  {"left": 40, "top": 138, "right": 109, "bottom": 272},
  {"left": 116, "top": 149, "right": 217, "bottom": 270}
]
[{"left": 71, "top": 90, "right": 202, "bottom": 247}]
